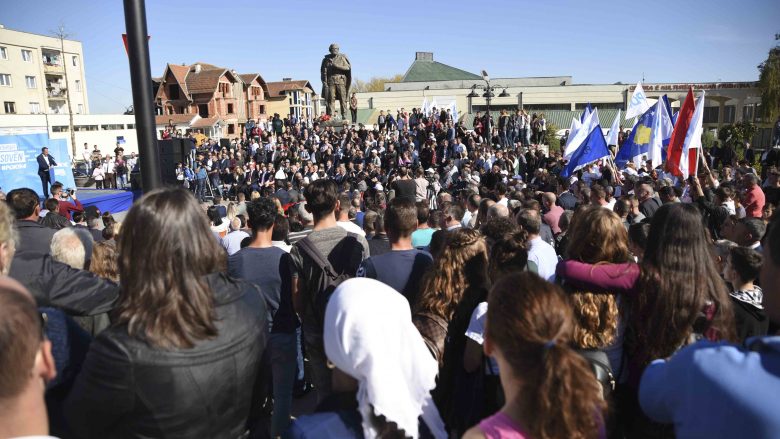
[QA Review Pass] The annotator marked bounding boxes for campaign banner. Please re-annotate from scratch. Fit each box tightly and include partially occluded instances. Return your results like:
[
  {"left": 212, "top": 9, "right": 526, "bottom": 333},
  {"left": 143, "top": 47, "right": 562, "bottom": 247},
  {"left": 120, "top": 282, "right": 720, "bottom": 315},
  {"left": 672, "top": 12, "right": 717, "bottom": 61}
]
[{"left": 0, "top": 132, "right": 75, "bottom": 196}]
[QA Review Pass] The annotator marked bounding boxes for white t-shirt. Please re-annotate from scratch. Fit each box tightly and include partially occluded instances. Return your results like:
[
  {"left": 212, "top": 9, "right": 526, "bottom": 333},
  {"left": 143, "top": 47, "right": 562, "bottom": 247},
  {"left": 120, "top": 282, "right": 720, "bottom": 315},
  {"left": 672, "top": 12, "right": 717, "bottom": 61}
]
[
  {"left": 337, "top": 220, "right": 366, "bottom": 237},
  {"left": 464, "top": 302, "right": 499, "bottom": 374},
  {"left": 527, "top": 237, "right": 558, "bottom": 282}
]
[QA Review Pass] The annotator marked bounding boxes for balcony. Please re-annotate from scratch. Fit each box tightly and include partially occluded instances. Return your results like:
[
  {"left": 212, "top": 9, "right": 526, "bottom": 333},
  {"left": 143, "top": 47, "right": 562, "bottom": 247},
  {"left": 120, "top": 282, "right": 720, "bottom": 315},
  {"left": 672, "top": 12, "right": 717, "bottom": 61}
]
[
  {"left": 43, "top": 62, "right": 64, "bottom": 74},
  {"left": 47, "top": 88, "right": 67, "bottom": 99}
]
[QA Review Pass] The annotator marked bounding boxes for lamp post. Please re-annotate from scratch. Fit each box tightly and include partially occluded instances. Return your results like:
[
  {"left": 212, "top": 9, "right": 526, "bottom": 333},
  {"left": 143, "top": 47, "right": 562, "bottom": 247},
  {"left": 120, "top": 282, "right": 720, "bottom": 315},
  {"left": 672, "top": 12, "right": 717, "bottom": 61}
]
[{"left": 467, "top": 70, "right": 510, "bottom": 146}]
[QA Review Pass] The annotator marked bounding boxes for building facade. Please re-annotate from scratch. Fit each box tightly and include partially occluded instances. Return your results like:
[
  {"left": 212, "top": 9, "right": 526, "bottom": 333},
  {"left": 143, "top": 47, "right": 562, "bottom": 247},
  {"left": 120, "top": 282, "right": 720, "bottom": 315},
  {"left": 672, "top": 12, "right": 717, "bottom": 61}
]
[
  {"left": 355, "top": 52, "right": 762, "bottom": 134},
  {"left": 265, "top": 79, "right": 319, "bottom": 124},
  {"left": 0, "top": 25, "right": 89, "bottom": 116},
  {"left": 154, "top": 62, "right": 269, "bottom": 138},
  {"left": 0, "top": 114, "right": 140, "bottom": 156}
]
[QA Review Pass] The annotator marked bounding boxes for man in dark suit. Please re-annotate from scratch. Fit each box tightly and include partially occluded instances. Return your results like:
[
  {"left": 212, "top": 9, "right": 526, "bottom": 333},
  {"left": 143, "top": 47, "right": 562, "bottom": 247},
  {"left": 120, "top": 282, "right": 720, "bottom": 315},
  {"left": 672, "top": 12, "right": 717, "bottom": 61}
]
[{"left": 36, "top": 147, "right": 56, "bottom": 198}]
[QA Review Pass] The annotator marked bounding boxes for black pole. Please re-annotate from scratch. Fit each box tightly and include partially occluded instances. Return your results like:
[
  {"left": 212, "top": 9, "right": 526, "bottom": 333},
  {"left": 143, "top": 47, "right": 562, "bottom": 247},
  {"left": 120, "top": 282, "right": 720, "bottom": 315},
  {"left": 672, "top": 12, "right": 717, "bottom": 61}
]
[
  {"left": 485, "top": 82, "right": 491, "bottom": 145},
  {"left": 123, "top": 0, "right": 161, "bottom": 192}
]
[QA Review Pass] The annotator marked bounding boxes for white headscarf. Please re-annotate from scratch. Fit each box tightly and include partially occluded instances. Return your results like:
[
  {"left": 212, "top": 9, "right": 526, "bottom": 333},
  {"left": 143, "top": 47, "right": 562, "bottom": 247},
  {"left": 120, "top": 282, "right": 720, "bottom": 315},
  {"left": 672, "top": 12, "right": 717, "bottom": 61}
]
[{"left": 324, "top": 278, "right": 446, "bottom": 439}]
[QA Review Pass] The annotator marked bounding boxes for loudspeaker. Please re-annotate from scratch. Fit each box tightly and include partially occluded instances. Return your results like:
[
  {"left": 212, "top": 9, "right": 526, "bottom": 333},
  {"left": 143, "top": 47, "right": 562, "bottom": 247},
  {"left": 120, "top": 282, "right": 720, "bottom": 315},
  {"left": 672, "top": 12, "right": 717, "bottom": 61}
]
[{"left": 159, "top": 138, "right": 195, "bottom": 185}]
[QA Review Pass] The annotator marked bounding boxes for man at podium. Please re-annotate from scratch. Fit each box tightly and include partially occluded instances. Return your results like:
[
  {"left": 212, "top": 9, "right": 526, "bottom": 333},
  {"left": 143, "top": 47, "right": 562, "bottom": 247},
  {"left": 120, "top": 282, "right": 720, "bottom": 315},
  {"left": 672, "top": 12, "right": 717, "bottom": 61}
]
[{"left": 36, "top": 147, "right": 57, "bottom": 198}]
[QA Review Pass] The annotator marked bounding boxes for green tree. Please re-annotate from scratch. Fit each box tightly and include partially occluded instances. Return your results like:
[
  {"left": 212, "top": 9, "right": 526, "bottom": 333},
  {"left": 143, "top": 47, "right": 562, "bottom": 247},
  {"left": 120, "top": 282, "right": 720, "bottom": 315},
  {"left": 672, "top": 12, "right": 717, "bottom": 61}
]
[
  {"left": 758, "top": 33, "right": 780, "bottom": 122},
  {"left": 352, "top": 74, "right": 404, "bottom": 93},
  {"left": 546, "top": 123, "right": 560, "bottom": 153}
]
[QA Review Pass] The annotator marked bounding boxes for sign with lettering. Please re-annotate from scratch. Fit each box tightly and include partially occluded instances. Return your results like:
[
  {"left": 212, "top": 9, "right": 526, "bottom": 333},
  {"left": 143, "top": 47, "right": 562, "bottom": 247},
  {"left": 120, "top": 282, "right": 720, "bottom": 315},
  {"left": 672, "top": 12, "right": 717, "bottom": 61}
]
[{"left": 0, "top": 132, "right": 75, "bottom": 195}]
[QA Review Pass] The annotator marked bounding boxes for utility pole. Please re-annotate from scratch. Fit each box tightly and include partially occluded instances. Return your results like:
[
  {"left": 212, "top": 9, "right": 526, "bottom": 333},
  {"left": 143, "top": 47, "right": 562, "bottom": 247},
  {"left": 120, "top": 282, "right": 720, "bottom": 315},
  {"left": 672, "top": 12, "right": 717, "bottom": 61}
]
[{"left": 51, "top": 25, "right": 77, "bottom": 159}]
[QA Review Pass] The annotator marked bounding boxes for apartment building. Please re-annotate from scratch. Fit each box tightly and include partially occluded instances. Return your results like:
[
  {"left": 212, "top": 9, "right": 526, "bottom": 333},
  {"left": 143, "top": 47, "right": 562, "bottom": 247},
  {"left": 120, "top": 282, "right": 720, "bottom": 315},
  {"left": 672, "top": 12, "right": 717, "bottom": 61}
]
[{"left": 0, "top": 25, "right": 89, "bottom": 115}]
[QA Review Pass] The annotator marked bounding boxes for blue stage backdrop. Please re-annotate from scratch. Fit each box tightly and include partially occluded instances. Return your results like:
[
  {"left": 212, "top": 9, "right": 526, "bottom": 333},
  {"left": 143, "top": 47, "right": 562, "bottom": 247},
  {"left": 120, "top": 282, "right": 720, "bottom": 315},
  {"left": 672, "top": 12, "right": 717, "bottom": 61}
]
[{"left": 0, "top": 132, "right": 75, "bottom": 196}]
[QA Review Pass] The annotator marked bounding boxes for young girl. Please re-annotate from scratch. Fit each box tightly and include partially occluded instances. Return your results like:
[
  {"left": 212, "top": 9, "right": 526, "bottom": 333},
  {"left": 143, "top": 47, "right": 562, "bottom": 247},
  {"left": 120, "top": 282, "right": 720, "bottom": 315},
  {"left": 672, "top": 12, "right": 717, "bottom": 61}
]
[{"left": 464, "top": 271, "right": 606, "bottom": 439}]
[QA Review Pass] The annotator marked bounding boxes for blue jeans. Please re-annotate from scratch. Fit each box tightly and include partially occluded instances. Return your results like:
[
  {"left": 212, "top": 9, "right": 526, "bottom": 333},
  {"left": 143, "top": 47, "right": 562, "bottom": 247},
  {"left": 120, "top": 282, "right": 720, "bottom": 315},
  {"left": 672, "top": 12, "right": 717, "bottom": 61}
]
[
  {"left": 117, "top": 174, "right": 127, "bottom": 188},
  {"left": 269, "top": 332, "right": 297, "bottom": 438},
  {"left": 195, "top": 178, "right": 206, "bottom": 201}
]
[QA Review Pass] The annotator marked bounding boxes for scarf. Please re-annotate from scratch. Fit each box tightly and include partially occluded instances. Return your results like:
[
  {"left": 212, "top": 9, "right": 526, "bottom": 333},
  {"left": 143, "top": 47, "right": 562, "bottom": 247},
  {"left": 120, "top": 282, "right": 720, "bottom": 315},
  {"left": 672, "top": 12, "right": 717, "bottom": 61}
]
[
  {"left": 730, "top": 286, "right": 764, "bottom": 309},
  {"left": 324, "top": 278, "right": 446, "bottom": 439}
]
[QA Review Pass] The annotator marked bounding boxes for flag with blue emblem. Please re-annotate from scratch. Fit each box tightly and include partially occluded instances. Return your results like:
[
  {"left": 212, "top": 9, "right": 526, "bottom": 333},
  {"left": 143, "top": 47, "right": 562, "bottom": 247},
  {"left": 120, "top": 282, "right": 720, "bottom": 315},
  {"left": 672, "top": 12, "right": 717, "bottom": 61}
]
[{"left": 615, "top": 95, "right": 673, "bottom": 168}]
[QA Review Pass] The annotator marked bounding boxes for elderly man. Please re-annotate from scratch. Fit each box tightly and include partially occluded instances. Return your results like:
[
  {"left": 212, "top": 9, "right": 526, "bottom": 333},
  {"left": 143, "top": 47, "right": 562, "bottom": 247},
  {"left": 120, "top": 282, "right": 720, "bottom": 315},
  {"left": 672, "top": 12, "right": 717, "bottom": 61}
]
[
  {"left": 542, "top": 192, "right": 564, "bottom": 235},
  {"left": 741, "top": 173, "right": 765, "bottom": 218}
]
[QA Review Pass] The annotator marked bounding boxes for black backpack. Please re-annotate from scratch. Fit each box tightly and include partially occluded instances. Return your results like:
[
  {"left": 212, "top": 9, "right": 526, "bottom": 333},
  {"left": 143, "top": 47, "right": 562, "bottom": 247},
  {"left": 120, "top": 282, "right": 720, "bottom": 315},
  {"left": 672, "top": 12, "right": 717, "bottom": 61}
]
[
  {"left": 576, "top": 348, "right": 615, "bottom": 400},
  {"left": 295, "top": 233, "right": 363, "bottom": 329}
]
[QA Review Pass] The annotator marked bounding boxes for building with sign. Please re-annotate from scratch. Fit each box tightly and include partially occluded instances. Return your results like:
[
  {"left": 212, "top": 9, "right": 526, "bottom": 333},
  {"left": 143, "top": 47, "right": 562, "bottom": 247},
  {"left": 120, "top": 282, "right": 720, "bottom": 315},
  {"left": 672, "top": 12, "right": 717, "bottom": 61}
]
[
  {"left": 0, "top": 25, "right": 90, "bottom": 116},
  {"left": 355, "top": 52, "right": 762, "bottom": 135}
]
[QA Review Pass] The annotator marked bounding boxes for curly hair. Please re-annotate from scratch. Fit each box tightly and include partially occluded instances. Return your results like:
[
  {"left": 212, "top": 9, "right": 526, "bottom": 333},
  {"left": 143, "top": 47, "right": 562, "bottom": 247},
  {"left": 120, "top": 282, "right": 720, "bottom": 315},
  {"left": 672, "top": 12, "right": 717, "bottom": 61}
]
[
  {"left": 489, "top": 229, "right": 530, "bottom": 280},
  {"left": 564, "top": 206, "right": 632, "bottom": 349},
  {"left": 415, "top": 228, "right": 488, "bottom": 321}
]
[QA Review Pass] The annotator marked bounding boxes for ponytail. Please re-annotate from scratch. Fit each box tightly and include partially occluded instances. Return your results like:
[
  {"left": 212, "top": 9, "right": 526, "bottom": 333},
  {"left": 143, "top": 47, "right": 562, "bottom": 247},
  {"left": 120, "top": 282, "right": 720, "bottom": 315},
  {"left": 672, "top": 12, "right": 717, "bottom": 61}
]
[
  {"left": 521, "top": 342, "right": 605, "bottom": 439},
  {"left": 487, "top": 272, "right": 606, "bottom": 439}
]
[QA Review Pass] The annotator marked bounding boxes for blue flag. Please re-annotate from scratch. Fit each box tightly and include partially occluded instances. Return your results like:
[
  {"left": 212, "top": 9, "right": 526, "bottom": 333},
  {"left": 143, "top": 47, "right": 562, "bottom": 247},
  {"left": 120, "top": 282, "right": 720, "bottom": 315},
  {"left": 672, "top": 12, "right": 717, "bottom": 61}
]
[
  {"left": 615, "top": 95, "right": 673, "bottom": 168},
  {"left": 580, "top": 102, "right": 593, "bottom": 122},
  {"left": 561, "top": 124, "right": 610, "bottom": 178}
]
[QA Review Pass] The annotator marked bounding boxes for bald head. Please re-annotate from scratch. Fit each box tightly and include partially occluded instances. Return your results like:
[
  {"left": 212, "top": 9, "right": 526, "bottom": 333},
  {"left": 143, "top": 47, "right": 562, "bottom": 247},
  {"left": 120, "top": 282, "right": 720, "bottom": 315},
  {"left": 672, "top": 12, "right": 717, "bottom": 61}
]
[
  {"left": 542, "top": 192, "right": 557, "bottom": 208},
  {"left": 488, "top": 203, "right": 510, "bottom": 220}
]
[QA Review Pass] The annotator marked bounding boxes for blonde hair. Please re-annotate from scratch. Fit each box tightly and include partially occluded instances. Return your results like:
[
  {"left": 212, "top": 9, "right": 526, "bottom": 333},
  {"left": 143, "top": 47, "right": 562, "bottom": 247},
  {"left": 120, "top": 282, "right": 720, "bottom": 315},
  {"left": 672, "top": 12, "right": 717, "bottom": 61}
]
[{"left": 565, "top": 206, "right": 631, "bottom": 349}]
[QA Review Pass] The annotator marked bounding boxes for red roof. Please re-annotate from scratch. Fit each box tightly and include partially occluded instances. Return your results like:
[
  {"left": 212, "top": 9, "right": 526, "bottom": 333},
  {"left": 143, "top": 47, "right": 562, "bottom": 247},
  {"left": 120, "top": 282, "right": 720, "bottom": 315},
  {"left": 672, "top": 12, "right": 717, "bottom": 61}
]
[
  {"left": 155, "top": 114, "right": 195, "bottom": 125},
  {"left": 168, "top": 64, "right": 190, "bottom": 95},
  {"left": 266, "top": 80, "right": 314, "bottom": 97}
]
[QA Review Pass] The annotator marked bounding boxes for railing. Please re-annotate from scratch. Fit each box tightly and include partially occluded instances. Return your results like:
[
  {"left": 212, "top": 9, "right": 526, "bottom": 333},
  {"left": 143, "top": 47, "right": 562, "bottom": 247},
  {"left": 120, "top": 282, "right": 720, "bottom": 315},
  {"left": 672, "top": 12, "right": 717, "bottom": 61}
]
[
  {"left": 43, "top": 62, "right": 64, "bottom": 73},
  {"left": 47, "top": 88, "right": 67, "bottom": 98}
]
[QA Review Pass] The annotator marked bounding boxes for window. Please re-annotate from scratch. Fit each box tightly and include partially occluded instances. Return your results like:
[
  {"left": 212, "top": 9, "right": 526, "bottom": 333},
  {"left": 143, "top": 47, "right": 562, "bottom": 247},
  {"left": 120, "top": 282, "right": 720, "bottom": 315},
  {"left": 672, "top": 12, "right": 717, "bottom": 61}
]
[
  {"left": 127, "top": 124, "right": 135, "bottom": 129},
  {"left": 74, "top": 125, "right": 98, "bottom": 132},
  {"left": 293, "top": 91, "right": 299, "bottom": 105},
  {"left": 259, "top": 104, "right": 266, "bottom": 114},
  {"left": 743, "top": 104, "right": 755, "bottom": 123},
  {"left": 21, "top": 49, "right": 32, "bottom": 62},
  {"left": 703, "top": 106, "right": 719, "bottom": 124},
  {"left": 77, "top": 104, "right": 84, "bottom": 114},
  {"left": 0, "top": 74, "right": 11, "bottom": 87},
  {"left": 723, "top": 105, "right": 736, "bottom": 124},
  {"left": 4, "top": 102, "right": 16, "bottom": 114},
  {"left": 227, "top": 103, "right": 234, "bottom": 114},
  {"left": 75, "top": 80, "right": 82, "bottom": 92},
  {"left": 228, "top": 124, "right": 235, "bottom": 134},
  {"left": 198, "top": 104, "right": 208, "bottom": 118},
  {"left": 169, "top": 84, "right": 180, "bottom": 99},
  {"left": 29, "top": 102, "right": 41, "bottom": 113},
  {"left": 72, "top": 55, "right": 78, "bottom": 67},
  {"left": 52, "top": 126, "right": 69, "bottom": 132},
  {"left": 0, "top": 47, "right": 6, "bottom": 60},
  {"left": 101, "top": 124, "right": 125, "bottom": 130},
  {"left": 25, "top": 76, "right": 37, "bottom": 89}
]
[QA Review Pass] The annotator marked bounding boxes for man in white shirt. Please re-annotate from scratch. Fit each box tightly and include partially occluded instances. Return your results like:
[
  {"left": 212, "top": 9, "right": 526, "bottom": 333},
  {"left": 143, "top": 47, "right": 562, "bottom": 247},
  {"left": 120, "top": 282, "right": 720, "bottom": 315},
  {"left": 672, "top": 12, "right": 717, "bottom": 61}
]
[
  {"left": 336, "top": 193, "right": 365, "bottom": 236},
  {"left": 516, "top": 208, "right": 558, "bottom": 281},
  {"left": 81, "top": 143, "right": 92, "bottom": 175}
]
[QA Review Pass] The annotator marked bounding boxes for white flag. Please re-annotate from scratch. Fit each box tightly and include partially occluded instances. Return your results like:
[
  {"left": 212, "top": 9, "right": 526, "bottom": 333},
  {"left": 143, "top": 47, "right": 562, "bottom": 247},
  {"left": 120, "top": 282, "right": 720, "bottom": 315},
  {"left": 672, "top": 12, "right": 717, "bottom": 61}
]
[
  {"left": 563, "top": 118, "right": 582, "bottom": 159},
  {"left": 565, "top": 108, "right": 599, "bottom": 160},
  {"left": 647, "top": 99, "right": 673, "bottom": 169},
  {"left": 626, "top": 82, "right": 652, "bottom": 120},
  {"left": 680, "top": 91, "right": 705, "bottom": 179},
  {"left": 605, "top": 109, "right": 621, "bottom": 146}
]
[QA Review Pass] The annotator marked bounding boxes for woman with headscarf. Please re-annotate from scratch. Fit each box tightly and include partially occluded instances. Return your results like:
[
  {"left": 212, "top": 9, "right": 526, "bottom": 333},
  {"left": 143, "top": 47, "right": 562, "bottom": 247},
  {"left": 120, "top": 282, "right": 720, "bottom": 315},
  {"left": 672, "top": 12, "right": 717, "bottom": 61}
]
[{"left": 287, "top": 278, "right": 446, "bottom": 439}]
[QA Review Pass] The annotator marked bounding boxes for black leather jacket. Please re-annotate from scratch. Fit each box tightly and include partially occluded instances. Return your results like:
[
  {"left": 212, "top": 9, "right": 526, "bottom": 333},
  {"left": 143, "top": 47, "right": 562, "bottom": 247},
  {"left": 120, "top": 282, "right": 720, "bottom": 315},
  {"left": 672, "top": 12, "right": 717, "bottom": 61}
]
[{"left": 65, "top": 273, "right": 268, "bottom": 438}]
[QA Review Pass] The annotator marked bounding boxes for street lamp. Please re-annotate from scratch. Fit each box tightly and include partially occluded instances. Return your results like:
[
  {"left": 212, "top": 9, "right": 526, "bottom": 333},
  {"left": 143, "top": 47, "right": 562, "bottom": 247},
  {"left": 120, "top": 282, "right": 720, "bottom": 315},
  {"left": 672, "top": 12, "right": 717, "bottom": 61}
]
[{"left": 469, "top": 70, "right": 508, "bottom": 144}]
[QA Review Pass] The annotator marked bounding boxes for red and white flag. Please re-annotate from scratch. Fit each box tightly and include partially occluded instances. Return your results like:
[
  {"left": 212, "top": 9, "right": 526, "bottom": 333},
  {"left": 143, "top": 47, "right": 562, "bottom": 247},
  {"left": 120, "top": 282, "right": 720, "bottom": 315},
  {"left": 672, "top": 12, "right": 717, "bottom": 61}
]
[
  {"left": 680, "top": 91, "right": 705, "bottom": 179},
  {"left": 665, "top": 88, "right": 695, "bottom": 177}
]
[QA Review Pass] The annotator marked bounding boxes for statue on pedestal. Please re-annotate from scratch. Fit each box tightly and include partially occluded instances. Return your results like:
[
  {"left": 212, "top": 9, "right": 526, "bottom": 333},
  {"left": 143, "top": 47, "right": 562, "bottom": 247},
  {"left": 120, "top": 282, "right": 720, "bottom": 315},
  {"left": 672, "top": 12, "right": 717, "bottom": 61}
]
[{"left": 320, "top": 43, "right": 352, "bottom": 120}]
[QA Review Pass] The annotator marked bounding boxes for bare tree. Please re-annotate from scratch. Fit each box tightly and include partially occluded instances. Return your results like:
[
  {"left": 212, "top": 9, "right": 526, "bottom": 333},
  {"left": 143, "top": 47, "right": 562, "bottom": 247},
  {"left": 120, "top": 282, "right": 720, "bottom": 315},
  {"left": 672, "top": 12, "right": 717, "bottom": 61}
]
[{"left": 50, "top": 24, "right": 77, "bottom": 159}]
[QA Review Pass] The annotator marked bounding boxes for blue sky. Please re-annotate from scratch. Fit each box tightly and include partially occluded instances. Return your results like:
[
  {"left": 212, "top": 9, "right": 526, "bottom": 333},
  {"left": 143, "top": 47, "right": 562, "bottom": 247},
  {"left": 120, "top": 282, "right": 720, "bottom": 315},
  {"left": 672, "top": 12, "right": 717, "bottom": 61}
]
[{"left": 3, "top": 0, "right": 778, "bottom": 113}]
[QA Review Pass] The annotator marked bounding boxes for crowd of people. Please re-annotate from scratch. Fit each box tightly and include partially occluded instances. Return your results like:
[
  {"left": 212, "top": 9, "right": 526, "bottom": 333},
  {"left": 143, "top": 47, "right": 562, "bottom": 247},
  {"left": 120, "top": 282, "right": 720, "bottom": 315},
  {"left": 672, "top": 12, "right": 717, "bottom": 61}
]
[{"left": 1, "top": 107, "right": 780, "bottom": 439}]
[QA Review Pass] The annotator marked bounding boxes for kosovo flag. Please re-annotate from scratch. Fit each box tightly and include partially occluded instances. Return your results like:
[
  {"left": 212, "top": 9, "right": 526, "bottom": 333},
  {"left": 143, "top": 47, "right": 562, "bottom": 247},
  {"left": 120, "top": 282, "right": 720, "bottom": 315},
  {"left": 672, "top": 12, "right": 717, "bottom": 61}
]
[{"left": 615, "top": 95, "right": 673, "bottom": 168}]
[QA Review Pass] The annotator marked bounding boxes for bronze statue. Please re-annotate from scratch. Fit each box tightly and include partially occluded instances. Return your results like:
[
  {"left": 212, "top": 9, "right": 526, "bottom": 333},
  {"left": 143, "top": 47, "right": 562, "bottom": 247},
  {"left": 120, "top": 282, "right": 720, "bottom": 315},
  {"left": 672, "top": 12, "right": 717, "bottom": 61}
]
[{"left": 321, "top": 43, "right": 351, "bottom": 119}]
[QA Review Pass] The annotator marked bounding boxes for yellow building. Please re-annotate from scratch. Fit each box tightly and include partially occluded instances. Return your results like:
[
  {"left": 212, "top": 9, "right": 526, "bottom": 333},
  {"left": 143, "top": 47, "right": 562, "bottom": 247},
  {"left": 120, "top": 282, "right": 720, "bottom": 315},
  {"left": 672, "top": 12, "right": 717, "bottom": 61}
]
[{"left": 0, "top": 25, "right": 89, "bottom": 115}]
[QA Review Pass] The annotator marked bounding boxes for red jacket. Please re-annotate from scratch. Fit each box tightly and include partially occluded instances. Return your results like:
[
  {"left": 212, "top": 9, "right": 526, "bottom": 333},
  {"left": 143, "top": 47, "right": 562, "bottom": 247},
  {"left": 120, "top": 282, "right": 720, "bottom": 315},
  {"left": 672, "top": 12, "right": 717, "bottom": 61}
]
[{"left": 58, "top": 198, "right": 84, "bottom": 221}]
